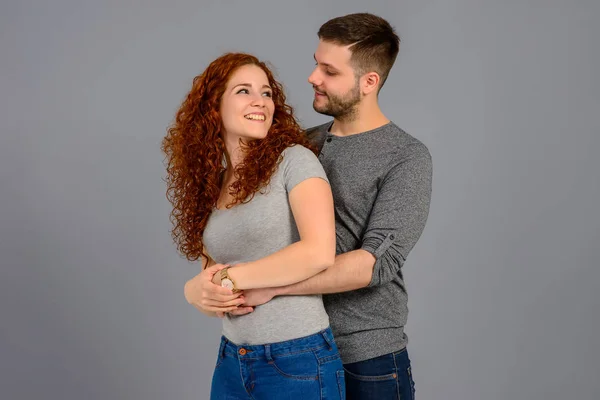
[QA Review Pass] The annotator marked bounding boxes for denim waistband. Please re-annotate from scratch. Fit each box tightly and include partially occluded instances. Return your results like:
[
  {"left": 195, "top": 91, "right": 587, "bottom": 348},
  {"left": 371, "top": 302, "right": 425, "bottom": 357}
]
[{"left": 218, "top": 327, "right": 335, "bottom": 361}]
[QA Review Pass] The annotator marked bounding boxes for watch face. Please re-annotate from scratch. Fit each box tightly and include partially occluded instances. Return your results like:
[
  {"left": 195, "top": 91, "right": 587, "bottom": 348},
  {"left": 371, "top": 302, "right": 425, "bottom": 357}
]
[{"left": 221, "top": 279, "right": 234, "bottom": 290}]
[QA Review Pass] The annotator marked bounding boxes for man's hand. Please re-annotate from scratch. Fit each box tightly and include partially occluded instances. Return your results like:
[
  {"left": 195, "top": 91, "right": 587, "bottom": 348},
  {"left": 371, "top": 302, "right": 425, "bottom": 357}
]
[
  {"left": 241, "top": 287, "right": 279, "bottom": 307},
  {"left": 184, "top": 264, "right": 249, "bottom": 315},
  {"left": 214, "top": 287, "right": 277, "bottom": 318}
]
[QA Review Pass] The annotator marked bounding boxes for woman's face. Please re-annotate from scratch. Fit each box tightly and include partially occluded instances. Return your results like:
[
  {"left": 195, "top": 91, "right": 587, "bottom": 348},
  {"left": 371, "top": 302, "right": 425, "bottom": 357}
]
[{"left": 220, "top": 64, "right": 275, "bottom": 144}]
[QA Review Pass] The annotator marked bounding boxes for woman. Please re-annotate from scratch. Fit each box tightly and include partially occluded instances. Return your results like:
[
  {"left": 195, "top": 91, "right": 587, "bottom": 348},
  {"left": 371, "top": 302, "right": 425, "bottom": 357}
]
[{"left": 161, "top": 52, "right": 345, "bottom": 400}]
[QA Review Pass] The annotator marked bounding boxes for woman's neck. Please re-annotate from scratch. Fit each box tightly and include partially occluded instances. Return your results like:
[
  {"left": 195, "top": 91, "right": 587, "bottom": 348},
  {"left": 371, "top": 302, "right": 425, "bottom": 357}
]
[{"left": 223, "top": 137, "right": 246, "bottom": 170}]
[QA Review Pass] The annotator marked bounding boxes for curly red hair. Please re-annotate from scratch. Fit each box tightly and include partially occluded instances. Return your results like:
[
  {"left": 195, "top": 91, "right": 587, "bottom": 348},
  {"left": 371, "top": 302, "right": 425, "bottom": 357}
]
[{"left": 161, "top": 53, "right": 317, "bottom": 262}]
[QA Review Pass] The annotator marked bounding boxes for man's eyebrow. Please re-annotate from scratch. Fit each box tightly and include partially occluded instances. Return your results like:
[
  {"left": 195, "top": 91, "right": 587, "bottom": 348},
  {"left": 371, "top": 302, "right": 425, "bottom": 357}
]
[{"left": 314, "top": 54, "right": 338, "bottom": 70}]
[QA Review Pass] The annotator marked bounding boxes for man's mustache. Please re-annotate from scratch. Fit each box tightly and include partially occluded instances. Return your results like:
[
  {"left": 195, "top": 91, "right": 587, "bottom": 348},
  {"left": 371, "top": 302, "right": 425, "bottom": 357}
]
[{"left": 313, "top": 86, "right": 327, "bottom": 95}]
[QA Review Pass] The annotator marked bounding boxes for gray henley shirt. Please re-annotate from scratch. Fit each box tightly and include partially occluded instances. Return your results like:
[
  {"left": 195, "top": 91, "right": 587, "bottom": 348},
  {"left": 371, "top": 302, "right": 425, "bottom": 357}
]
[{"left": 306, "top": 121, "right": 433, "bottom": 364}]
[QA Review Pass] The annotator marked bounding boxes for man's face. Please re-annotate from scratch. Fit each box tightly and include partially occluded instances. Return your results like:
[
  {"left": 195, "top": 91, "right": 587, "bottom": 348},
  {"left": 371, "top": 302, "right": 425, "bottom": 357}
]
[{"left": 308, "top": 40, "right": 361, "bottom": 120}]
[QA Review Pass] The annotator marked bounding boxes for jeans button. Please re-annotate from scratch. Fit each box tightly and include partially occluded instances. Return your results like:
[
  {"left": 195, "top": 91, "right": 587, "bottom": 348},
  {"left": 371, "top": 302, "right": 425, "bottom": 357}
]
[{"left": 239, "top": 348, "right": 247, "bottom": 355}]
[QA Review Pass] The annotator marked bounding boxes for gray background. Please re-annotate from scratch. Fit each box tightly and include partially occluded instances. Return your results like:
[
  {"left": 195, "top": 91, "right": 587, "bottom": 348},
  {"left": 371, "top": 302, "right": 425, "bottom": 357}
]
[{"left": 1, "top": 0, "right": 598, "bottom": 399}]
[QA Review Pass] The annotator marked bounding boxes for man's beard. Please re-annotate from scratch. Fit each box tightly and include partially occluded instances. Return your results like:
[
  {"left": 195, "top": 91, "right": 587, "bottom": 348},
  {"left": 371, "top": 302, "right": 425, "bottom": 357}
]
[{"left": 313, "top": 83, "right": 361, "bottom": 122}]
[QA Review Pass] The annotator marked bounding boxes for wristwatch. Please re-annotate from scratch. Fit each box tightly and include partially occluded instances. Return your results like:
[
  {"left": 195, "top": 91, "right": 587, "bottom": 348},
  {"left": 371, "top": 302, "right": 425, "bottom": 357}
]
[{"left": 220, "top": 266, "right": 240, "bottom": 293}]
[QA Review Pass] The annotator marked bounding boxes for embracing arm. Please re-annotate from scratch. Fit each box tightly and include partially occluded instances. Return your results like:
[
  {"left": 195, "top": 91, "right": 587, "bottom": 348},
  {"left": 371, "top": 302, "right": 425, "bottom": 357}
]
[
  {"left": 273, "top": 143, "right": 433, "bottom": 297},
  {"left": 271, "top": 249, "right": 374, "bottom": 296},
  {"left": 218, "top": 176, "right": 336, "bottom": 289}
]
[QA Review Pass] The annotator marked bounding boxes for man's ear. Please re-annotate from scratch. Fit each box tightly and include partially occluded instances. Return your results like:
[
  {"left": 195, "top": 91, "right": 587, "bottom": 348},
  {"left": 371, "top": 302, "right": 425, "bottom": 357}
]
[{"left": 362, "top": 71, "right": 381, "bottom": 95}]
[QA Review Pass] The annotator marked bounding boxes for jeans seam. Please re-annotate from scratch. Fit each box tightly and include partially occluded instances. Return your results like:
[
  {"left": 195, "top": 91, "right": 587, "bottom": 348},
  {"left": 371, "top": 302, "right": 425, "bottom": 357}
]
[
  {"left": 318, "top": 353, "right": 341, "bottom": 364},
  {"left": 215, "top": 342, "right": 226, "bottom": 369},
  {"left": 318, "top": 361, "right": 323, "bottom": 400},
  {"left": 237, "top": 357, "right": 256, "bottom": 399},
  {"left": 336, "top": 370, "right": 345, "bottom": 400},
  {"left": 407, "top": 365, "right": 415, "bottom": 399},
  {"left": 392, "top": 351, "right": 400, "bottom": 400}
]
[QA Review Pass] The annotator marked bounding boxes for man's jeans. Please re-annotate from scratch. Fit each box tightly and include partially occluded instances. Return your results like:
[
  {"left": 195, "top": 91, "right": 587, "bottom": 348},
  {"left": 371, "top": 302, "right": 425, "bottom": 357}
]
[
  {"left": 210, "top": 327, "right": 346, "bottom": 399},
  {"left": 343, "top": 348, "right": 416, "bottom": 400}
]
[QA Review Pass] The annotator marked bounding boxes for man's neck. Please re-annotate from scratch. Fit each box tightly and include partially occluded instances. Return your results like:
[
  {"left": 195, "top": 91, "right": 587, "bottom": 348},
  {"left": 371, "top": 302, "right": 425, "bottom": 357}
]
[{"left": 329, "top": 102, "right": 390, "bottom": 137}]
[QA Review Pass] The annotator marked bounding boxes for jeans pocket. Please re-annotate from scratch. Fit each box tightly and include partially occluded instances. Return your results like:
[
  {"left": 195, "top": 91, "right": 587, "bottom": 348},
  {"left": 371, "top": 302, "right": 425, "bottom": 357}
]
[
  {"left": 343, "top": 367, "right": 397, "bottom": 382},
  {"left": 344, "top": 368, "right": 399, "bottom": 400},
  {"left": 269, "top": 350, "right": 319, "bottom": 381}
]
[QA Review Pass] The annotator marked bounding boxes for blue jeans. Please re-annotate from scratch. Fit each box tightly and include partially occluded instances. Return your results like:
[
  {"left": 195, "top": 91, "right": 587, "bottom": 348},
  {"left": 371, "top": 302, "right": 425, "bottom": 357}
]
[
  {"left": 343, "top": 348, "right": 416, "bottom": 400},
  {"left": 210, "top": 327, "right": 346, "bottom": 399}
]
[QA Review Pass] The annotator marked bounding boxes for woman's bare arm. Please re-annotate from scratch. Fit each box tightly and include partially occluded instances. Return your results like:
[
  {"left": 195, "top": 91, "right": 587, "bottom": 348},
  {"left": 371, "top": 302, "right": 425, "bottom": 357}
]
[{"left": 217, "top": 177, "right": 336, "bottom": 290}]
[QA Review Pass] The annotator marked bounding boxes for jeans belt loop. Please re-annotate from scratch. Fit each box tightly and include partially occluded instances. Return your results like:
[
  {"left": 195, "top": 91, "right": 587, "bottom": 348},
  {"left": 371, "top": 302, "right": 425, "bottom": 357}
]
[
  {"left": 321, "top": 329, "right": 334, "bottom": 350},
  {"left": 219, "top": 338, "right": 227, "bottom": 359},
  {"left": 264, "top": 344, "right": 273, "bottom": 362}
]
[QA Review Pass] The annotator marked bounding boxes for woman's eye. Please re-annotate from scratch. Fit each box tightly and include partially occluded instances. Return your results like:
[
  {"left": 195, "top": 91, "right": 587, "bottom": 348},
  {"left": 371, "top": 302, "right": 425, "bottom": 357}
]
[
  {"left": 263, "top": 91, "right": 272, "bottom": 97},
  {"left": 236, "top": 88, "right": 249, "bottom": 94}
]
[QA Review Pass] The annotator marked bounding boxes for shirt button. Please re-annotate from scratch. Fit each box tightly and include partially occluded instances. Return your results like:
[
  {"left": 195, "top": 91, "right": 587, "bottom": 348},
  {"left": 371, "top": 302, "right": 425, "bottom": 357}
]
[
  {"left": 239, "top": 348, "right": 247, "bottom": 355},
  {"left": 326, "top": 138, "right": 332, "bottom": 142}
]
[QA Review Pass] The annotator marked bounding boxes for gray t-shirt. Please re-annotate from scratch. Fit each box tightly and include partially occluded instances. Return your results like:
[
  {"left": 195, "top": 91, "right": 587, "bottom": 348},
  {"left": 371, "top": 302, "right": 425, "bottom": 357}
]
[{"left": 203, "top": 145, "right": 331, "bottom": 345}]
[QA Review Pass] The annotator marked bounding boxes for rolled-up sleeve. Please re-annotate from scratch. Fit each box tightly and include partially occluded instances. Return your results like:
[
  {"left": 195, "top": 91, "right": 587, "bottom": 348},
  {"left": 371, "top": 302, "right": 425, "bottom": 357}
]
[{"left": 361, "top": 143, "right": 433, "bottom": 287}]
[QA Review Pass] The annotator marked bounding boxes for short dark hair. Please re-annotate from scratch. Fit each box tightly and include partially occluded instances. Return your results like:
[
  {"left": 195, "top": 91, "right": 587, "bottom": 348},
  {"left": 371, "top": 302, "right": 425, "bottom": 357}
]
[{"left": 318, "top": 13, "right": 400, "bottom": 88}]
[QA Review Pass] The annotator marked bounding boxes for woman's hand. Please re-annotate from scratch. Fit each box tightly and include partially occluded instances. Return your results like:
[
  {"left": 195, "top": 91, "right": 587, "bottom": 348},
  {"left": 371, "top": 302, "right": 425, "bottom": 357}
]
[
  {"left": 214, "top": 287, "right": 277, "bottom": 318},
  {"left": 184, "top": 264, "right": 249, "bottom": 315}
]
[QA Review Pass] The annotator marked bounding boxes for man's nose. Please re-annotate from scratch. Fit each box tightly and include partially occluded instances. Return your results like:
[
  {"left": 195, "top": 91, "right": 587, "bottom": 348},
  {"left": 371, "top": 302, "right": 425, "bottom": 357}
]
[{"left": 308, "top": 68, "right": 321, "bottom": 86}]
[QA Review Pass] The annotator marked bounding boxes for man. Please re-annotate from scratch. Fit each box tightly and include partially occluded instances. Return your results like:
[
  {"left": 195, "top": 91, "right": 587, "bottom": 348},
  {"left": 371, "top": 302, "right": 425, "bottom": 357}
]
[{"left": 191, "top": 13, "right": 432, "bottom": 399}]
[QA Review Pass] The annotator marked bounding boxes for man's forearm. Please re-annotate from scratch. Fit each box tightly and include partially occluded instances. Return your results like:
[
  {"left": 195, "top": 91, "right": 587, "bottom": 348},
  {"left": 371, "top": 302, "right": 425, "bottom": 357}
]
[{"left": 277, "top": 249, "right": 376, "bottom": 296}]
